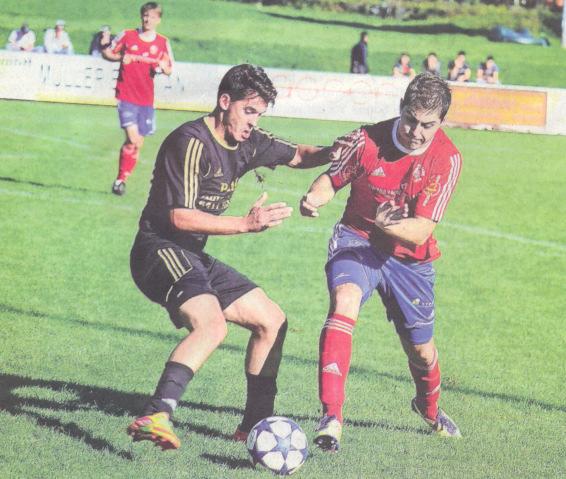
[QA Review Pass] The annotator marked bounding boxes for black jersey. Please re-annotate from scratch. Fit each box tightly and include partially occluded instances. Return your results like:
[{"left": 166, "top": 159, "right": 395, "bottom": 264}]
[{"left": 139, "top": 116, "right": 297, "bottom": 252}]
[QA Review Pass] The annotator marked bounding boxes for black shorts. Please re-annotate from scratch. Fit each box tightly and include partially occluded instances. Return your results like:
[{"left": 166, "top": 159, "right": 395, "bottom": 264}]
[{"left": 130, "top": 230, "right": 257, "bottom": 328}]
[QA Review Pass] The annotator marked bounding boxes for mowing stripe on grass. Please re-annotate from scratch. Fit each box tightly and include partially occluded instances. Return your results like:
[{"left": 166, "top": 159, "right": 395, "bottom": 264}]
[{"left": 1, "top": 182, "right": 565, "bottom": 254}]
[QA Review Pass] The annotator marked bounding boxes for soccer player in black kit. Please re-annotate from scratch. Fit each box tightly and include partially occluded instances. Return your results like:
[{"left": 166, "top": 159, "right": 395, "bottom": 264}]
[{"left": 127, "top": 64, "right": 328, "bottom": 449}]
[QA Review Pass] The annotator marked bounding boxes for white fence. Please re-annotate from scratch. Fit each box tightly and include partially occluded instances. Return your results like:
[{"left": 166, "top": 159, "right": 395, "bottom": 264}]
[{"left": 1, "top": 50, "right": 565, "bottom": 135}]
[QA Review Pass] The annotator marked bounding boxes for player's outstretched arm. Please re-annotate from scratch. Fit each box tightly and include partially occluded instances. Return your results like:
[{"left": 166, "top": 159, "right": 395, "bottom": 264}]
[
  {"left": 287, "top": 145, "right": 332, "bottom": 169},
  {"left": 300, "top": 173, "right": 336, "bottom": 218},
  {"left": 170, "top": 192, "right": 292, "bottom": 235}
]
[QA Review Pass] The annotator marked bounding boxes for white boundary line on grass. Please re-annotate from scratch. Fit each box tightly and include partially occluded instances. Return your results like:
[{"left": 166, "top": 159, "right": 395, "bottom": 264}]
[
  {"left": 0, "top": 127, "right": 92, "bottom": 150},
  {"left": 1, "top": 182, "right": 565, "bottom": 255}
]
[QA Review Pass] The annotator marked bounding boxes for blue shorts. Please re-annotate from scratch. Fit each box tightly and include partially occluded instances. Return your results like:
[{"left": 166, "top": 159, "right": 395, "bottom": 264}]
[
  {"left": 326, "top": 224, "right": 436, "bottom": 345},
  {"left": 117, "top": 100, "right": 156, "bottom": 136}
]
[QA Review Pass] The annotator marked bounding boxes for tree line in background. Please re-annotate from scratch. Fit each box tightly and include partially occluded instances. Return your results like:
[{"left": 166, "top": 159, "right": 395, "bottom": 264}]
[{"left": 229, "top": 0, "right": 563, "bottom": 35}]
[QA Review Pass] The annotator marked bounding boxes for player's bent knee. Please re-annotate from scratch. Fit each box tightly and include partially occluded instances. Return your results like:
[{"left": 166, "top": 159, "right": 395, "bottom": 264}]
[{"left": 331, "top": 283, "right": 363, "bottom": 318}]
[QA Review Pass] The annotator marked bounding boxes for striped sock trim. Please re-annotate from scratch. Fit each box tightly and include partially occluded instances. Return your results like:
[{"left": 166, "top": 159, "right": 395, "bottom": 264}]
[{"left": 323, "top": 314, "right": 356, "bottom": 336}]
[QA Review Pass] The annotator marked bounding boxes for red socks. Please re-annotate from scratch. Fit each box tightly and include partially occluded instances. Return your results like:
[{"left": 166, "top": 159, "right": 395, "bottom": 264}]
[
  {"left": 117, "top": 143, "right": 139, "bottom": 182},
  {"left": 408, "top": 349, "right": 441, "bottom": 420},
  {"left": 318, "top": 314, "right": 356, "bottom": 423}
]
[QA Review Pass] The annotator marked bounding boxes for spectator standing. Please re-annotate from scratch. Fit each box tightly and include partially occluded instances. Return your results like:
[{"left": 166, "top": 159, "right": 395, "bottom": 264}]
[
  {"left": 43, "top": 19, "right": 74, "bottom": 54},
  {"left": 89, "top": 25, "right": 115, "bottom": 57},
  {"left": 393, "top": 52, "right": 416, "bottom": 79},
  {"left": 447, "top": 51, "right": 471, "bottom": 82},
  {"left": 477, "top": 56, "right": 500, "bottom": 84},
  {"left": 422, "top": 52, "right": 441, "bottom": 77},
  {"left": 350, "top": 32, "right": 369, "bottom": 74},
  {"left": 6, "top": 23, "right": 36, "bottom": 51}
]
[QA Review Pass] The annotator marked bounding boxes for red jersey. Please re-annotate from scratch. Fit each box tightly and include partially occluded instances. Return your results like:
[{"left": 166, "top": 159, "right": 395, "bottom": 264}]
[
  {"left": 328, "top": 118, "right": 462, "bottom": 262},
  {"left": 110, "top": 29, "right": 173, "bottom": 106}
]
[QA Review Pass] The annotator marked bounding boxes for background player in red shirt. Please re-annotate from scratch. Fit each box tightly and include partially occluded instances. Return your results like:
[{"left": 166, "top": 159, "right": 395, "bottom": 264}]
[
  {"left": 103, "top": 2, "right": 174, "bottom": 196},
  {"left": 300, "top": 73, "right": 463, "bottom": 451}
]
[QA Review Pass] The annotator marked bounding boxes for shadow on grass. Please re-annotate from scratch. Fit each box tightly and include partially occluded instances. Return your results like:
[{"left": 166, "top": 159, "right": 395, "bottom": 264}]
[
  {"left": 4, "top": 302, "right": 565, "bottom": 418},
  {"left": 201, "top": 453, "right": 253, "bottom": 470},
  {"left": 262, "top": 12, "right": 489, "bottom": 38},
  {"left": 0, "top": 175, "right": 107, "bottom": 195},
  {"left": 0, "top": 372, "right": 247, "bottom": 460}
]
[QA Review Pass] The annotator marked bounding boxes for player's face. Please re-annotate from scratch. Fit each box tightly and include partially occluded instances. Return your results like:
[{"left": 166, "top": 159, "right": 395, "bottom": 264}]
[
  {"left": 397, "top": 107, "right": 443, "bottom": 151},
  {"left": 141, "top": 9, "right": 161, "bottom": 32},
  {"left": 222, "top": 94, "right": 268, "bottom": 144}
]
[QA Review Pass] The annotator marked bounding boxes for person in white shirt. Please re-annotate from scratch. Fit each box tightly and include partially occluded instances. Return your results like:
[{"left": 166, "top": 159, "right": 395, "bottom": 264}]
[
  {"left": 43, "top": 19, "right": 74, "bottom": 54},
  {"left": 6, "top": 23, "right": 36, "bottom": 51}
]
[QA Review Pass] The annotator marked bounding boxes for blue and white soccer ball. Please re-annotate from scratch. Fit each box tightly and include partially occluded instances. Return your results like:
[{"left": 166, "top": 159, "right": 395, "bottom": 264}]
[{"left": 246, "top": 416, "right": 308, "bottom": 476}]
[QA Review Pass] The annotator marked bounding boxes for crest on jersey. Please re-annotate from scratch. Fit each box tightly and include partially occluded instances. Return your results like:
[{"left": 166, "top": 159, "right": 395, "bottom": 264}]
[
  {"left": 370, "top": 166, "right": 385, "bottom": 177},
  {"left": 214, "top": 167, "right": 223, "bottom": 178},
  {"left": 422, "top": 175, "right": 441, "bottom": 206},
  {"left": 412, "top": 164, "right": 425, "bottom": 182},
  {"left": 150, "top": 45, "right": 158, "bottom": 55},
  {"left": 131, "top": 44, "right": 139, "bottom": 51}
]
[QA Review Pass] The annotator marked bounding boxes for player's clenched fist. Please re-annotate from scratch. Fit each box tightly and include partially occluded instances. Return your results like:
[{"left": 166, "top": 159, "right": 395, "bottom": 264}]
[
  {"left": 300, "top": 195, "right": 319, "bottom": 218},
  {"left": 245, "top": 192, "right": 293, "bottom": 232}
]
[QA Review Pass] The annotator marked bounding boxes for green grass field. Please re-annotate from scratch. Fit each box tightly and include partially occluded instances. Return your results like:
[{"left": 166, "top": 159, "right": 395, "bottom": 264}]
[
  {"left": 1, "top": 98, "right": 565, "bottom": 478},
  {"left": 1, "top": 0, "right": 566, "bottom": 87}
]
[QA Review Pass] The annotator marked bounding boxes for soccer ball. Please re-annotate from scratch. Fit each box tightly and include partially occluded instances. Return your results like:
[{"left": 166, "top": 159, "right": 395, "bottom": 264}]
[{"left": 246, "top": 416, "right": 308, "bottom": 476}]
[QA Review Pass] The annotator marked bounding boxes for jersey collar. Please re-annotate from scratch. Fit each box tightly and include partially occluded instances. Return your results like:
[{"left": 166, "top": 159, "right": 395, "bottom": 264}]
[
  {"left": 392, "top": 118, "right": 432, "bottom": 156},
  {"left": 204, "top": 116, "right": 238, "bottom": 151}
]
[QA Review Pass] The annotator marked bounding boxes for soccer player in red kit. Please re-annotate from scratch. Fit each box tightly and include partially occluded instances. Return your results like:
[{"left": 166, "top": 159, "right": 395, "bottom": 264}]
[
  {"left": 103, "top": 2, "right": 174, "bottom": 196},
  {"left": 300, "top": 73, "right": 462, "bottom": 451}
]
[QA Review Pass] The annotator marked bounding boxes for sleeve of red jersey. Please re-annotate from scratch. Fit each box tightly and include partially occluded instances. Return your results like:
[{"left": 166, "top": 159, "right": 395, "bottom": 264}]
[
  {"left": 109, "top": 30, "right": 127, "bottom": 55},
  {"left": 327, "top": 128, "right": 367, "bottom": 190},
  {"left": 414, "top": 148, "right": 462, "bottom": 223},
  {"left": 164, "top": 39, "right": 174, "bottom": 67}
]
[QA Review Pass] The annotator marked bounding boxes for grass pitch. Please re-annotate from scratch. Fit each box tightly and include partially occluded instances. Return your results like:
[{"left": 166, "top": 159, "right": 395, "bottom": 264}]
[{"left": 1, "top": 99, "right": 565, "bottom": 478}]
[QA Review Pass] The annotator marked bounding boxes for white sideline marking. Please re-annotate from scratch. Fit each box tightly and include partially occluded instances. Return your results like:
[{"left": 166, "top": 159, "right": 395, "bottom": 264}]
[
  {"left": 0, "top": 187, "right": 135, "bottom": 212},
  {"left": 0, "top": 127, "right": 91, "bottom": 150},
  {"left": 242, "top": 182, "right": 566, "bottom": 254}
]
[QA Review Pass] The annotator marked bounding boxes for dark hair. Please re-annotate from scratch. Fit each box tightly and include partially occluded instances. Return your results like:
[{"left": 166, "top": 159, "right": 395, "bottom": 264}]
[
  {"left": 401, "top": 73, "right": 452, "bottom": 120},
  {"left": 486, "top": 55, "right": 494, "bottom": 61},
  {"left": 361, "top": 31, "right": 368, "bottom": 39},
  {"left": 457, "top": 50, "right": 466, "bottom": 56},
  {"left": 217, "top": 64, "right": 277, "bottom": 105},
  {"left": 140, "top": 2, "right": 162, "bottom": 16}
]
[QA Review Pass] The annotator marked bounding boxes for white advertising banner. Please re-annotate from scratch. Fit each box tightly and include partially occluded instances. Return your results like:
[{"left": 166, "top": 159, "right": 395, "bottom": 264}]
[{"left": 1, "top": 50, "right": 565, "bottom": 135}]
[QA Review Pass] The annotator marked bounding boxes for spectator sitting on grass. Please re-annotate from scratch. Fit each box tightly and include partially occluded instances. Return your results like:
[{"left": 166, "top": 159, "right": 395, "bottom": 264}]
[
  {"left": 422, "top": 52, "right": 441, "bottom": 77},
  {"left": 447, "top": 51, "right": 471, "bottom": 82},
  {"left": 477, "top": 55, "right": 500, "bottom": 84},
  {"left": 89, "top": 25, "right": 114, "bottom": 57},
  {"left": 6, "top": 23, "right": 36, "bottom": 51},
  {"left": 43, "top": 19, "right": 74, "bottom": 54},
  {"left": 393, "top": 52, "right": 416, "bottom": 79}
]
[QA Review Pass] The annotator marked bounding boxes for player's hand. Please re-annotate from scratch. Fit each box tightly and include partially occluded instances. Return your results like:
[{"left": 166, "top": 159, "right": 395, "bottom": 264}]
[
  {"left": 374, "top": 201, "right": 407, "bottom": 230},
  {"left": 299, "top": 195, "right": 319, "bottom": 218},
  {"left": 245, "top": 192, "right": 293, "bottom": 233}
]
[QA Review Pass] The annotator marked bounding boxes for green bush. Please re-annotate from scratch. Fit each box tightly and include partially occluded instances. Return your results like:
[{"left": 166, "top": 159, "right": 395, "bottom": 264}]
[{"left": 224, "top": 0, "right": 554, "bottom": 34}]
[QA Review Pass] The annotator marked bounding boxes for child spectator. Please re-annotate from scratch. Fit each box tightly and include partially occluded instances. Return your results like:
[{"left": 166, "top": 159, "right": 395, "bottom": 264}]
[
  {"left": 477, "top": 55, "right": 500, "bottom": 84},
  {"left": 422, "top": 52, "right": 441, "bottom": 77},
  {"left": 447, "top": 51, "right": 471, "bottom": 82},
  {"left": 393, "top": 52, "right": 416, "bottom": 79}
]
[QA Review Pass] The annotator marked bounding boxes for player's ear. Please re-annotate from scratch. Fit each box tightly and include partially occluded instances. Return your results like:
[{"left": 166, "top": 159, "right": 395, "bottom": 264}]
[{"left": 218, "top": 93, "right": 231, "bottom": 112}]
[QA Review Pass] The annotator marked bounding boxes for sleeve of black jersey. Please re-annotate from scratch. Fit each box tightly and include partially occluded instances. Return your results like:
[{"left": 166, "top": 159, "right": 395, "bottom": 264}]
[
  {"left": 161, "top": 133, "right": 205, "bottom": 209},
  {"left": 248, "top": 127, "right": 298, "bottom": 170}
]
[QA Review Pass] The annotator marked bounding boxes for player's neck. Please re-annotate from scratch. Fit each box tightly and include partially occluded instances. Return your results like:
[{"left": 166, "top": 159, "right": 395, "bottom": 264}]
[
  {"left": 204, "top": 115, "right": 238, "bottom": 150},
  {"left": 139, "top": 28, "right": 157, "bottom": 41}
]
